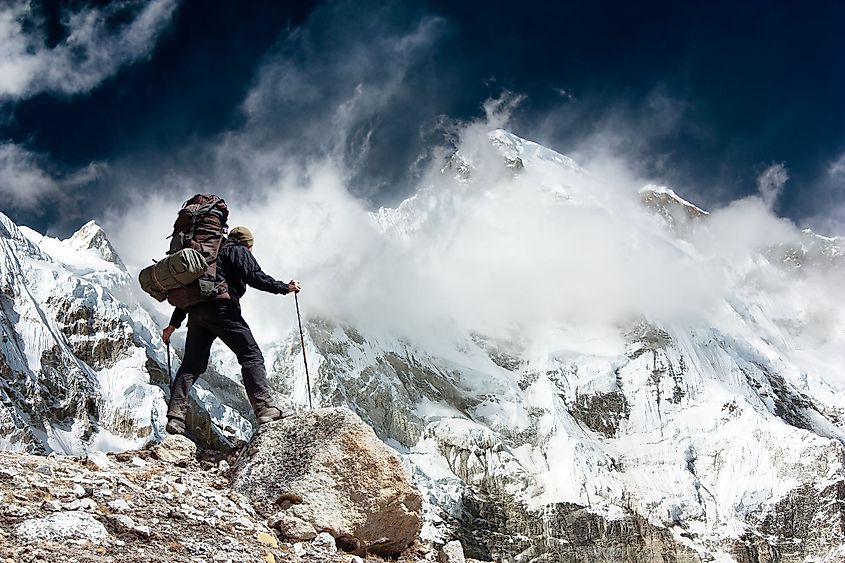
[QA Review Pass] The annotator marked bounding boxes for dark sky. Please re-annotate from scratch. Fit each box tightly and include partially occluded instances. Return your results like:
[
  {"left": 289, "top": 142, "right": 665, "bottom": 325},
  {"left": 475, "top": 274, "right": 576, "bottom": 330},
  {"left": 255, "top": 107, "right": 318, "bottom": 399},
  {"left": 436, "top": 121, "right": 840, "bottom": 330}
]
[{"left": 2, "top": 0, "right": 843, "bottom": 236}]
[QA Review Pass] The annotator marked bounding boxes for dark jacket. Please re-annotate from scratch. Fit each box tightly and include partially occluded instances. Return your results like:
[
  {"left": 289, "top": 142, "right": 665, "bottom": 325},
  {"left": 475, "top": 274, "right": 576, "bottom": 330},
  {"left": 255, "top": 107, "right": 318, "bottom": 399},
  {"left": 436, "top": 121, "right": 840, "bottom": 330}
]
[{"left": 169, "top": 240, "right": 288, "bottom": 328}]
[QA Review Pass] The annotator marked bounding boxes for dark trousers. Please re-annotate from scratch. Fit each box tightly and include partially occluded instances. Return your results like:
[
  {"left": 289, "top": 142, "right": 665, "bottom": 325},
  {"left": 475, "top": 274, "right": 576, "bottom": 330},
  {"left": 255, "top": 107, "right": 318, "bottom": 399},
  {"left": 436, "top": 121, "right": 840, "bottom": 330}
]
[{"left": 167, "top": 300, "right": 275, "bottom": 421}]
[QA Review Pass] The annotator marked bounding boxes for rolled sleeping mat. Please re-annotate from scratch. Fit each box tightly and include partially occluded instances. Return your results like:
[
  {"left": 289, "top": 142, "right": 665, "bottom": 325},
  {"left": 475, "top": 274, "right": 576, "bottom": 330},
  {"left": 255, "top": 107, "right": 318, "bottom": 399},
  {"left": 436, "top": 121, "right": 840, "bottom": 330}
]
[{"left": 138, "top": 248, "right": 208, "bottom": 302}]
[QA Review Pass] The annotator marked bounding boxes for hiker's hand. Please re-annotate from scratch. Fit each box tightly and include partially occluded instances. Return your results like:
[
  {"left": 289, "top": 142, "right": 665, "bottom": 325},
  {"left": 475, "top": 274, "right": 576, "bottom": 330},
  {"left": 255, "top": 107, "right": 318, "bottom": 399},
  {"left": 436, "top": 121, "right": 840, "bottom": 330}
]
[
  {"left": 162, "top": 325, "right": 176, "bottom": 344},
  {"left": 288, "top": 280, "right": 301, "bottom": 294}
]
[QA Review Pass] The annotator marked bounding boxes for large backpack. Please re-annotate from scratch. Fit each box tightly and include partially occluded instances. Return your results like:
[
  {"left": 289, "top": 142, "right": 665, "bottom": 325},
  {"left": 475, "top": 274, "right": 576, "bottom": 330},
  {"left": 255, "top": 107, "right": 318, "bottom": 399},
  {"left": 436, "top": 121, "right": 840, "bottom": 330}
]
[{"left": 138, "top": 194, "right": 229, "bottom": 308}]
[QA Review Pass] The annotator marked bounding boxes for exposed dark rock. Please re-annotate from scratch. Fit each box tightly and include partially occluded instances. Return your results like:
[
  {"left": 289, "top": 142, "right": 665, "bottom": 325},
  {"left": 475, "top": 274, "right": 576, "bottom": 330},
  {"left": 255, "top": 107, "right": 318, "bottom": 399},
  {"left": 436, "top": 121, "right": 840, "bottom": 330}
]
[{"left": 570, "top": 390, "right": 630, "bottom": 437}]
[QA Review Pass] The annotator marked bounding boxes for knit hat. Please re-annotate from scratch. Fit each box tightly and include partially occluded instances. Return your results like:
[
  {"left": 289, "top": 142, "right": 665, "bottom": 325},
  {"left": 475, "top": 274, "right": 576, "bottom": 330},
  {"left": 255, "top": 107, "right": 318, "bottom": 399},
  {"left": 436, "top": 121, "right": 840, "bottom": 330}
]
[{"left": 229, "top": 226, "right": 254, "bottom": 247}]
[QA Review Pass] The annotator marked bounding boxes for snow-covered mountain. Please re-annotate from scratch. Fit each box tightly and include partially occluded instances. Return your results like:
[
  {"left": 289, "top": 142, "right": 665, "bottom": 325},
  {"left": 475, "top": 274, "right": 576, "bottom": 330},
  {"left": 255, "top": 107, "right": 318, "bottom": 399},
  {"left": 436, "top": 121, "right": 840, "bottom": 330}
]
[
  {"left": 0, "top": 214, "right": 253, "bottom": 455},
  {"left": 272, "top": 131, "right": 845, "bottom": 561},
  {"left": 2, "top": 130, "right": 844, "bottom": 562}
]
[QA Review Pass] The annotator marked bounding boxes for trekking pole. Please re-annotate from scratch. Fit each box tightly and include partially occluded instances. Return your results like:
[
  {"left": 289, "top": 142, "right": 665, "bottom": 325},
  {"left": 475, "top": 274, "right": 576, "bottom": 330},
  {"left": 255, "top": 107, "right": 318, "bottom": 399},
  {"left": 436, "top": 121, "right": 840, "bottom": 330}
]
[
  {"left": 294, "top": 292, "right": 313, "bottom": 410},
  {"left": 166, "top": 342, "right": 172, "bottom": 381}
]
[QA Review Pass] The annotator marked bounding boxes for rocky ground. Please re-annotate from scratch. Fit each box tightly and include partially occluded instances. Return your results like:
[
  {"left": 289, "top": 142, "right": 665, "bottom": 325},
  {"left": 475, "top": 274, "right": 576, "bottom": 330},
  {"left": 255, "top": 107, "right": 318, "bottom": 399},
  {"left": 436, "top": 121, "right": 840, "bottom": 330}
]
[{"left": 0, "top": 437, "right": 458, "bottom": 563}]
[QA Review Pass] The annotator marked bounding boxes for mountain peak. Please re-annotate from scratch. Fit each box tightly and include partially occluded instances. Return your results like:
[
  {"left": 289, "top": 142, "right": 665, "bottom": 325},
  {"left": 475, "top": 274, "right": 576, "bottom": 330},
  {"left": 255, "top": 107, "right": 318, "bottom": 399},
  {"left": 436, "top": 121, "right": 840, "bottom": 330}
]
[{"left": 66, "top": 220, "right": 125, "bottom": 269}]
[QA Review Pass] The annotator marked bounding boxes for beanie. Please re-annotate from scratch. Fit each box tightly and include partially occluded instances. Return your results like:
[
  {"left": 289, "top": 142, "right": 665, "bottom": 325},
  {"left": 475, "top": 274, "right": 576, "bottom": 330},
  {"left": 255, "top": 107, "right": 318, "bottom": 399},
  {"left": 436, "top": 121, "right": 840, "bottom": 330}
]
[{"left": 229, "top": 226, "right": 254, "bottom": 247}]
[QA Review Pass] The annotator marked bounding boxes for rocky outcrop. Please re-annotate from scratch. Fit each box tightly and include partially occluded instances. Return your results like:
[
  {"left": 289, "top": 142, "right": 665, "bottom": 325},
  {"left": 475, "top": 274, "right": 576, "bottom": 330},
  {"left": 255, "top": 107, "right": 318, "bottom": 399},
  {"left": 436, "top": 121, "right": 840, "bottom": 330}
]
[
  {"left": 0, "top": 445, "right": 435, "bottom": 563},
  {"left": 230, "top": 407, "right": 424, "bottom": 556}
]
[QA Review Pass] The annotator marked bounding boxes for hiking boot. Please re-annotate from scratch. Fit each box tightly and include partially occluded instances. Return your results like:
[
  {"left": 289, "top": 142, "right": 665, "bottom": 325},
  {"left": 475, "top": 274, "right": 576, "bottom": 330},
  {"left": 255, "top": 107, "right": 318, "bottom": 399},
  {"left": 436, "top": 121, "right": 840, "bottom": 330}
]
[
  {"left": 255, "top": 406, "right": 285, "bottom": 425},
  {"left": 165, "top": 417, "right": 186, "bottom": 435}
]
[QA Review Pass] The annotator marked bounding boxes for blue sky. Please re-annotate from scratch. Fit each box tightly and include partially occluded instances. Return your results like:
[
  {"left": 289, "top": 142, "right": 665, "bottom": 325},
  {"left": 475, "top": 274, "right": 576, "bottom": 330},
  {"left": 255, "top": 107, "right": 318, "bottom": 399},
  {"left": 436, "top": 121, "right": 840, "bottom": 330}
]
[{"left": 1, "top": 0, "right": 843, "bottom": 236}]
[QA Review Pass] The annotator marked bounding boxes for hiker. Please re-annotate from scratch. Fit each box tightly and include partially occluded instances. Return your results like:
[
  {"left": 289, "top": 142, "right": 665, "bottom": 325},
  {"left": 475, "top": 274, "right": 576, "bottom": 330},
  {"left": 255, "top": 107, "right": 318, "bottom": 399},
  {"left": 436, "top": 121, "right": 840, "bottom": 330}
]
[{"left": 161, "top": 226, "right": 301, "bottom": 435}]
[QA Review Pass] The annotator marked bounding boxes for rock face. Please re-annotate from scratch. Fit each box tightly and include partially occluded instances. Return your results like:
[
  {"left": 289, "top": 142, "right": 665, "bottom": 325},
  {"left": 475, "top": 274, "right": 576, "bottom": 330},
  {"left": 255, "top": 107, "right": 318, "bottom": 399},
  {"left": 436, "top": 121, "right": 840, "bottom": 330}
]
[{"left": 230, "top": 407, "right": 423, "bottom": 556}]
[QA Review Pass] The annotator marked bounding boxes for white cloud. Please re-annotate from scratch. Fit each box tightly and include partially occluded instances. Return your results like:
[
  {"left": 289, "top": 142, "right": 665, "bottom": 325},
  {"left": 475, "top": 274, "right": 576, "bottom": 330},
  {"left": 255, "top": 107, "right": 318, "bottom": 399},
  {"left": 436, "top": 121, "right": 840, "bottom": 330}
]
[
  {"left": 0, "top": 142, "right": 56, "bottom": 207},
  {"left": 98, "top": 4, "right": 838, "bottom": 356},
  {"left": 0, "top": 0, "right": 177, "bottom": 99},
  {"left": 107, "top": 106, "right": 814, "bottom": 350},
  {"left": 0, "top": 142, "right": 105, "bottom": 209},
  {"left": 828, "top": 152, "right": 845, "bottom": 179},
  {"left": 756, "top": 162, "right": 788, "bottom": 210}
]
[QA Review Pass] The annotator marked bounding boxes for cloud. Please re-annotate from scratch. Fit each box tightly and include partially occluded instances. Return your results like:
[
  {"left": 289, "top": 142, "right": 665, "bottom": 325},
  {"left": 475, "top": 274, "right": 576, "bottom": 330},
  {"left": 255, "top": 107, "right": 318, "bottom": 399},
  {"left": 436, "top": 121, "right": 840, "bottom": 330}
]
[
  {"left": 0, "top": 142, "right": 55, "bottom": 207},
  {"left": 553, "top": 88, "right": 576, "bottom": 102},
  {"left": 92, "top": 1, "right": 843, "bottom": 375},
  {"left": 108, "top": 98, "right": 825, "bottom": 356},
  {"left": 802, "top": 151, "right": 845, "bottom": 236},
  {"left": 98, "top": 1, "right": 452, "bottom": 219},
  {"left": 756, "top": 162, "right": 788, "bottom": 210},
  {"left": 0, "top": 0, "right": 177, "bottom": 99},
  {"left": 829, "top": 152, "right": 845, "bottom": 178},
  {"left": 0, "top": 142, "right": 105, "bottom": 210}
]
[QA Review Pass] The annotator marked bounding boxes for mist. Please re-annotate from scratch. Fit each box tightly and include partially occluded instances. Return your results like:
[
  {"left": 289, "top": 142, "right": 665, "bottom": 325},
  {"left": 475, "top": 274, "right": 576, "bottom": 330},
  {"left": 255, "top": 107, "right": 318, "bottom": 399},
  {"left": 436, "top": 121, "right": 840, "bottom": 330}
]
[
  {"left": 96, "top": 3, "right": 844, "bottom": 386},
  {"left": 106, "top": 104, "right": 843, "bottom": 366}
]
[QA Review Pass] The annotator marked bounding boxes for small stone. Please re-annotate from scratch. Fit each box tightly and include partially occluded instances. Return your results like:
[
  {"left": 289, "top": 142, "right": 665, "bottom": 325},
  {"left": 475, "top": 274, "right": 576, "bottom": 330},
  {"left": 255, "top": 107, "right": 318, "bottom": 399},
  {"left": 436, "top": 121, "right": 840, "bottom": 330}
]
[
  {"left": 263, "top": 553, "right": 276, "bottom": 563},
  {"left": 152, "top": 435, "right": 197, "bottom": 464},
  {"left": 108, "top": 499, "right": 131, "bottom": 513},
  {"left": 0, "top": 467, "right": 18, "bottom": 480},
  {"left": 5, "top": 504, "right": 28, "bottom": 517},
  {"left": 311, "top": 532, "right": 337, "bottom": 556},
  {"left": 64, "top": 498, "right": 97, "bottom": 511},
  {"left": 72, "top": 484, "right": 87, "bottom": 498},
  {"left": 268, "top": 512, "right": 316, "bottom": 541},
  {"left": 438, "top": 540, "right": 466, "bottom": 563},
  {"left": 133, "top": 525, "right": 151, "bottom": 538},
  {"left": 131, "top": 457, "right": 148, "bottom": 468},
  {"left": 217, "top": 460, "right": 230, "bottom": 472},
  {"left": 351, "top": 557, "right": 364, "bottom": 563},
  {"left": 230, "top": 516, "right": 254, "bottom": 531},
  {"left": 256, "top": 531, "right": 279, "bottom": 548},
  {"left": 173, "top": 483, "right": 188, "bottom": 495},
  {"left": 99, "top": 488, "right": 114, "bottom": 497},
  {"left": 42, "top": 500, "right": 61, "bottom": 512},
  {"left": 34, "top": 464, "right": 53, "bottom": 476},
  {"left": 293, "top": 543, "right": 306, "bottom": 557},
  {"left": 86, "top": 451, "right": 111, "bottom": 470},
  {"left": 108, "top": 514, "right": 136, "bottom": 532}
]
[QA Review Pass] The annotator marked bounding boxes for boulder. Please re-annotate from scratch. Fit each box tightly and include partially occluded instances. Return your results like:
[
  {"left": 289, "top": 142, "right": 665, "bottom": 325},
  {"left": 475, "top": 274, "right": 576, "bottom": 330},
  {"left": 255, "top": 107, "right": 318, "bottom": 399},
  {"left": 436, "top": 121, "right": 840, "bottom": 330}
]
[
  {"left": 230, "top": 407, "right": 422, "bottom": 556},
  {"left": 16, "top": 511, "right": 109, "bottom": 544},
  {"left": 153, "top": 434, "right": 197, "bottom": 464},
  {"left": 438, "top": 540, "right": 466, "bottom": 563}
]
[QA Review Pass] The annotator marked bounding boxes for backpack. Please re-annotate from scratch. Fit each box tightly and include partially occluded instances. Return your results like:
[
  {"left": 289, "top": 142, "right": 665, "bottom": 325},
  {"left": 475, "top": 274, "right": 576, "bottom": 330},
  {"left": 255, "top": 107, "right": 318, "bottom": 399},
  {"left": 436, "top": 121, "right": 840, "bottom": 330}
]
[{"left": 138, "top": 194, "right": 229, "bottom": 308}]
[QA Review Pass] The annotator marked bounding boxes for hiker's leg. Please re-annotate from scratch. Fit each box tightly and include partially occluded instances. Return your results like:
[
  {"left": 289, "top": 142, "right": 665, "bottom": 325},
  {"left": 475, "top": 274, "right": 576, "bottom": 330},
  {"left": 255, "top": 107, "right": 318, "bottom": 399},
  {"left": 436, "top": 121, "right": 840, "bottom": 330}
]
[
  {"left": 213, "top": 303, "right": 276, "bottom": 413},
  {"left": 167, "top": 324, "right": 215, "bottom": 421}
]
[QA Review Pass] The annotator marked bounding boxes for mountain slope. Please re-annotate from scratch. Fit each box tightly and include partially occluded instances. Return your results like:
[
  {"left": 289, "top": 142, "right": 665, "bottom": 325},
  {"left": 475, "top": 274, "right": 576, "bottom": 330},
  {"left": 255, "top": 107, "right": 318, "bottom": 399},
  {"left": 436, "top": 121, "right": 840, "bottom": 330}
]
[
  {"left": 266, "top": 130, "right": 845, "bottom": 561},
  {"left": 0, "top": 214, "right": 253, "bottom": 454},
  {"left": 2, "top": 129, "right": 844, "bottom": 561}
]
